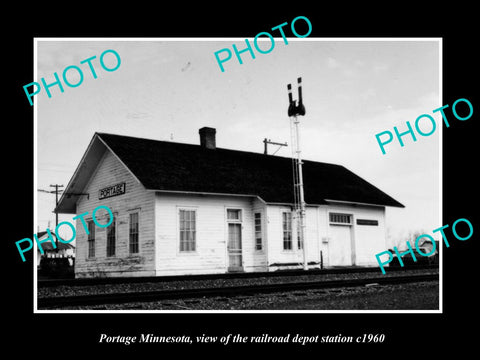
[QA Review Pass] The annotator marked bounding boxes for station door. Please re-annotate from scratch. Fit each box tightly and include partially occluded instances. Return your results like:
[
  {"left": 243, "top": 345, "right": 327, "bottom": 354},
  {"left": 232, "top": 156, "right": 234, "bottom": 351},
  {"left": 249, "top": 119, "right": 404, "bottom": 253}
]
[{"left": 328, "top": 224, "right": 353, "bottom": 266}]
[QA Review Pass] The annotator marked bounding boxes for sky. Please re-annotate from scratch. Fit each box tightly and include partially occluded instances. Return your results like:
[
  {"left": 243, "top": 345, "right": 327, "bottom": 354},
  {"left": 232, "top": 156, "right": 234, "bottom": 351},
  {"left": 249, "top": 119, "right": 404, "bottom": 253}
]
[{"left": 35, "top": 38, "right": 441, "bottom": 248}]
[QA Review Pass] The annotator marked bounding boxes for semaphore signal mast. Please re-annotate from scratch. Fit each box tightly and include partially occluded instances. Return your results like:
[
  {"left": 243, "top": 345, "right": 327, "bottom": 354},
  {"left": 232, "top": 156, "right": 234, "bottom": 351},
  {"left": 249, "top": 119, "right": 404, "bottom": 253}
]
[{"left": 287, "top": 77, "right": 308, "bottom": 270}]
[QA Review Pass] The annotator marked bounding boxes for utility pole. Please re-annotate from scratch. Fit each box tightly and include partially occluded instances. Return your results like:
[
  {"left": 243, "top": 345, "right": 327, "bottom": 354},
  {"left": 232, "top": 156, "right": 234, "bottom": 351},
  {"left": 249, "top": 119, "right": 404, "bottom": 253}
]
[
  {"left": 287, "top": 77, "right": 308, "bottom": 271},
  {"left": 50, "top": 184, "right": 64, "bottom": 248},
  {"left": 263, "top": 138, "right": 288, "bottom": 155},
  {"left": 50, "top": 184, "right": 64, "bottom": 227}
]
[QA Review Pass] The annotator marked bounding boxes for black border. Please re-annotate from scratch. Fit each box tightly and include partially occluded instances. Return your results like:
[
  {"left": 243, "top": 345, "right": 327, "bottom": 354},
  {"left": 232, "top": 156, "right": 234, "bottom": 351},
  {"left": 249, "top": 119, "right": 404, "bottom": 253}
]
[{"left": 7, "top": 5, "right": 478, "bottom": 355}]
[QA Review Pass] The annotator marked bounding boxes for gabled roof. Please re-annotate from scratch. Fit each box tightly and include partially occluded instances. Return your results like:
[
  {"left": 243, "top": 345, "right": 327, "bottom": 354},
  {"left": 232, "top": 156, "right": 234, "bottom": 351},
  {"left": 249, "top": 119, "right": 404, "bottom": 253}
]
[
  {"left": 56, "top": 132, "right": 404, "bottom": 213},
  {"left": 38, "top": 242, "right": 75, "bottom": 251},
  {"left": 36, "top": 232, "right": 75, "bottom": 251}
]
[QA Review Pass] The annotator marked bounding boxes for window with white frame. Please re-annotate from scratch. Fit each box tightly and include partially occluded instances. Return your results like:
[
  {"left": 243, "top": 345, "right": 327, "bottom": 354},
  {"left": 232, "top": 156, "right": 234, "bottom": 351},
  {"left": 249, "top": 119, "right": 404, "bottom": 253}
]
[
  {"left": 227, "top": 209, "right": 242, "bottom": 222},
  {"left": 179, "top": 209, "right": 196, "bottom": 252},
  {"left": 254, "top": 212, "right": 262, "bottom": 251},
  {"left": 87, "top": 220, "right": 95, "bottom": 258},
  {"left": 129, "top": 212, "right": 139, "bottom": 254},
  {"left": 329, "top": 213, "right": 352, "bottom": 225},
  {"left": 282, "top": 212, "right": 293, "bottom": 250},
  {"left": 297, "top": 218, "right": 303, "bottom": 250}
]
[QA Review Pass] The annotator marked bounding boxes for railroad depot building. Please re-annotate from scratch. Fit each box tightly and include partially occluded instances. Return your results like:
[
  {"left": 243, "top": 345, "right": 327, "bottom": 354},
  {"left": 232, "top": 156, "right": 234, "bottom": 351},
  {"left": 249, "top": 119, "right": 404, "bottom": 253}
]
[{"left": 55, "top": 127, "right": 403, "bottom": 278}]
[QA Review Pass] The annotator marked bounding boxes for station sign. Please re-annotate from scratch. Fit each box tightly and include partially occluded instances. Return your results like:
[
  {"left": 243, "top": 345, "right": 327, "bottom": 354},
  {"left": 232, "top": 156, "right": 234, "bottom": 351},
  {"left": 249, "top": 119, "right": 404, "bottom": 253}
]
[
  {"left": 99, "top": 182, "right": 126, "bottom": 200},
  {"left": 356, "top": 219, "right": 379, "bottom": 226}
]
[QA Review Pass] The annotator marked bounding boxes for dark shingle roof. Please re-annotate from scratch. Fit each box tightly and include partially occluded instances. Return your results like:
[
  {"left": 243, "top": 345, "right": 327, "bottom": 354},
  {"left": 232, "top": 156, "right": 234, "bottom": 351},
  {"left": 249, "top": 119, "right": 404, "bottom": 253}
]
[
  {"left": 36, "top": 232, "right": 75, "bottom": 251},
  {"left": 97, "top": 133, "right": 403, "bottom": 207},
  {"left": 38, "top": 242, "right": 75, "bottom": 251}
]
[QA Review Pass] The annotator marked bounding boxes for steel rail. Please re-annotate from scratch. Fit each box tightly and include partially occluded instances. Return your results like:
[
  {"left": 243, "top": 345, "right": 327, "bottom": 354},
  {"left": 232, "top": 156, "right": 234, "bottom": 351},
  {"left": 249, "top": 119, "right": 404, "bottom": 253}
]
[
  {"left": 38, "top": 264, "right": 438, "bottom": 288},
  {"left": 37, "top": 273, "right": 438, "bottom": 309}
]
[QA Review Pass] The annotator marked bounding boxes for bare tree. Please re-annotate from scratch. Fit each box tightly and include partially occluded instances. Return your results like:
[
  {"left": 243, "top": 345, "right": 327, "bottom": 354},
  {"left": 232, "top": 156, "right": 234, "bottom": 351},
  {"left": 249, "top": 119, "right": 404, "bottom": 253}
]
[{"left": 406, "top": 229, "right": 429, "bottom": 249}]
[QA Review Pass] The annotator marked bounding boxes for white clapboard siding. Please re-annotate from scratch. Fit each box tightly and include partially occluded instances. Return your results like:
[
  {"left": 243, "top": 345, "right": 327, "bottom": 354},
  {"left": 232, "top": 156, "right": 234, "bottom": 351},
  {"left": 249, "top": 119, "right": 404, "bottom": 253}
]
[
  {"left": 75, "top": 149, "right": 155, "bottom": 278},
  {"left": 325, "top": 203, "right": 386, "bottom": 267},
  {"left": 251, "top": 198, "right": 268, "bottom": 269},
  {"left": 266, "top": 205, "right": 321, "bottom": 269},
  {"left": 350, "top": 205, "right": 386, "bottom": 266},
  {"left": 154, "top": 193, "right": 268, "bottom": 275},
  {"left": 72, "top": 146, "right": 388, "bottom": 277},
  {"left": 318, "top": 206, "right": 329, "bottom": 267}
]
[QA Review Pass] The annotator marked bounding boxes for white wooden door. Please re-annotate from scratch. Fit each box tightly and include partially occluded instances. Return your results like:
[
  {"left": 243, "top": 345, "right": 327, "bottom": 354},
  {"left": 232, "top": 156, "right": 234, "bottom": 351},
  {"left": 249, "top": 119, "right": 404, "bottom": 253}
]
[
  {"left": 329, "top": 224, "right": 352, "bottom": 266},
  {"left": 228, "top": 223, "right": 243, "bottom": 271}
]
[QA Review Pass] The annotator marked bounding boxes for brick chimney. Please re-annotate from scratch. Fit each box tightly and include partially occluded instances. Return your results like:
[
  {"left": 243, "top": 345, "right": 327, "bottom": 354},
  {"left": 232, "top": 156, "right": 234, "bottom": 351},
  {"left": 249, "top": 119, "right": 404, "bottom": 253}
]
[{"left": 199, "top": 127, "right": 216, "bottom": 150}]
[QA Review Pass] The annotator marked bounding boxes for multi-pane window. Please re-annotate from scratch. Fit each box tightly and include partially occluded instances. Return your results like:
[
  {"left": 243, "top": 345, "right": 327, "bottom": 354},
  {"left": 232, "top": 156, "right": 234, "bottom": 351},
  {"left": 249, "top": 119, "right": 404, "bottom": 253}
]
[
  {"left": 227, "top": 209, "right": 241, "bottom": 221},
  {"left": 297, "top": 218, "right": 303, "bottom": 250},
  {"left": 283, "top": 212, "right": 292, "bottom": 250},
  {"left": 129, "top": 213, "right": 139, "bottom": 254},
  {"left": 106, "top": 220, "right": 116, "bottom": 257},
  {"left": 87, "top": 220, "right": 95, "bottom": 258},
  {"left": 180, "top": 209, "right": 196, "bottom": 252},
  {"left": 329, "top": 213, "right": 352, "bottom": 225},
  {"left": 254, "top": 212, "right": 262, "bottom": 251}
]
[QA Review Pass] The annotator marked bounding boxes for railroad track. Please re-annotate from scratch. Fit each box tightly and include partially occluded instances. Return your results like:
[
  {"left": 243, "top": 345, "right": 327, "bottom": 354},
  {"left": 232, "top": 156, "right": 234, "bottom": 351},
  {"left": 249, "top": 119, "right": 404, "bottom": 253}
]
[
  {"left": 37, "top": 273, "right": 438, "bottom": 309},
  {"left": 38, "top": 264, "right": 438, "bottom": 287}
]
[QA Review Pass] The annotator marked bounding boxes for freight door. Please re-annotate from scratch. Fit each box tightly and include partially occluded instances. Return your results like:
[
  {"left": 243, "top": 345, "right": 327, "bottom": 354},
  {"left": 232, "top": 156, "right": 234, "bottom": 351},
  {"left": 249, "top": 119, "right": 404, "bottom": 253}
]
[{"left": 329, "top": 225, "right": 352, "bottom": 266}]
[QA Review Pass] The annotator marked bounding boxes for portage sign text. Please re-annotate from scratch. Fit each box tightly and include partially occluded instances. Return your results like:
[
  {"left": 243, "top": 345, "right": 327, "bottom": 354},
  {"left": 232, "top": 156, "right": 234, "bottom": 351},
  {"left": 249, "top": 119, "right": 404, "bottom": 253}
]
[{"left": 99, "top": 182, "right": 126, "bottom": 200}]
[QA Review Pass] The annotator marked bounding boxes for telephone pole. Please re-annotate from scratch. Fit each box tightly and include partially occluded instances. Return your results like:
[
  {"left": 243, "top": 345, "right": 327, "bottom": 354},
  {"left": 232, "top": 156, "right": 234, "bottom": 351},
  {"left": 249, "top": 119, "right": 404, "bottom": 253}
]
[
  {"left": 50, "top": 184, "right": 64, "bottom": 249},
  {"left": 50, "top": 184, "right": 64, "bottom": 228},
  {"left": 263, "top": 138, "right": 288, "bottom": 155},
  {"left": 38, "top": 185, "right": 65, "bottom": 249}
]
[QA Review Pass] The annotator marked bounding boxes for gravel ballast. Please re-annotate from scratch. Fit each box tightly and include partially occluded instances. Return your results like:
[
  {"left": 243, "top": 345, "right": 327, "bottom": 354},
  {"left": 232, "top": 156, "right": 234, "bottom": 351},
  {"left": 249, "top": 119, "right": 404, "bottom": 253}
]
[{"left": 37, "top": 268, "right": 439, "bottom": 299}]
